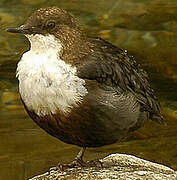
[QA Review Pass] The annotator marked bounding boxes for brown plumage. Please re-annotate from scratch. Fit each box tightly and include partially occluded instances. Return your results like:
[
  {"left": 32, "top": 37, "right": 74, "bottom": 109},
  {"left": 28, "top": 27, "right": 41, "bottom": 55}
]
[{"left": 7, "top": 6, "right": 163, "bottom": 168}]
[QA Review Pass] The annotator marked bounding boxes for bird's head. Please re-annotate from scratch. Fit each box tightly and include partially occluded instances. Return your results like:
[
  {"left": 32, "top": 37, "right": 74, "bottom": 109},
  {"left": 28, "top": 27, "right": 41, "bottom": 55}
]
[{"left": 7, "top": 6, "right": 80, "bottom": 36}]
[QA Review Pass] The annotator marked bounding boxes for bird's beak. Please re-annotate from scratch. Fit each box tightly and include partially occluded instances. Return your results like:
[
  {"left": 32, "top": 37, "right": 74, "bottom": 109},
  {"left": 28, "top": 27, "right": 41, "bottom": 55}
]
[{"left": 6, "top": 25, "right": 31, "bottom": 34}]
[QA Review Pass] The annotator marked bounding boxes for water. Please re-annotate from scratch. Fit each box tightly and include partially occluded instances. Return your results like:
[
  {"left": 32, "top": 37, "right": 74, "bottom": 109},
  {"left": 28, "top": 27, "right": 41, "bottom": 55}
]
[{"left": 0, "top": 0, "right": 177, "bottom": 179}]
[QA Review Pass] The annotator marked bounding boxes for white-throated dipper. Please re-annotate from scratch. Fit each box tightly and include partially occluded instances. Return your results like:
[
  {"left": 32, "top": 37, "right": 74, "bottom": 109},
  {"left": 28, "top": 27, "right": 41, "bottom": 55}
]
[{"left": 7, "top": 7, "right": 164, "bottom": 168}]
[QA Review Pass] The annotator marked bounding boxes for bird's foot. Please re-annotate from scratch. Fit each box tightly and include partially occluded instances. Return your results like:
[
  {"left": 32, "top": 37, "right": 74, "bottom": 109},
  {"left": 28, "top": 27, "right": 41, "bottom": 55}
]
[
  {"left": 58, "top": 157, "right": 87, "bottom": 170},
  {"left": 50, "top": 158, "right": 103, "bottom": 172},
  {"left": 49, "top": 148, "right": 102, "bottom": 172}
]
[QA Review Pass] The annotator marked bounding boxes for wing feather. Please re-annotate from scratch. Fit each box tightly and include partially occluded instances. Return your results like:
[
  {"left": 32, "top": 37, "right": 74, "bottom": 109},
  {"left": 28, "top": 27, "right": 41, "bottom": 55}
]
[{"left": 77, "top": 37, "right": 163, "bottom": 123}]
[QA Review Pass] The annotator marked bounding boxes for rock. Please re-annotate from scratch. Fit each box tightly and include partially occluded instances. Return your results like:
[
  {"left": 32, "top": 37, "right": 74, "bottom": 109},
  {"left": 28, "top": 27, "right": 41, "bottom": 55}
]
[{"left": 29, "top": 153, "right": 177, "bottom": 180}]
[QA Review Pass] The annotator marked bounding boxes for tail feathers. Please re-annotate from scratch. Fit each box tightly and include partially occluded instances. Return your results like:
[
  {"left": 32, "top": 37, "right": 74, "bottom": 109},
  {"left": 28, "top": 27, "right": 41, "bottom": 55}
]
[{"left": 151, "top": 114, "right": 166, "bottom": 125}]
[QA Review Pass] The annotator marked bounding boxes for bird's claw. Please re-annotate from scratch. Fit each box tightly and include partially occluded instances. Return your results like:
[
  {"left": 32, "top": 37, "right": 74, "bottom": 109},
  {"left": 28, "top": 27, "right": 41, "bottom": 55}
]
[{"left": 50, "top": 158, "right": 103, "bottom": 172}]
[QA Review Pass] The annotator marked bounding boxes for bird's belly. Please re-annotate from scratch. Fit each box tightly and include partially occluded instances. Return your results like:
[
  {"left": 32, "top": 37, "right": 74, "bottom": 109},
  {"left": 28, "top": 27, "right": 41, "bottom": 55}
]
[
  {"left": 25, "top": 107, "right": 121, "bottom": 147},
  {"left": 24, "top": 83, "right": 142, "bottom": 147}
]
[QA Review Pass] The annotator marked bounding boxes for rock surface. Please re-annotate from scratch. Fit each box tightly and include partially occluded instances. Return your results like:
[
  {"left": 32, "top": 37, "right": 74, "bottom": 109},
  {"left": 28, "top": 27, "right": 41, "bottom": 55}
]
[{"left": 29, "top": 153, "right": 177, "bottom": 180}]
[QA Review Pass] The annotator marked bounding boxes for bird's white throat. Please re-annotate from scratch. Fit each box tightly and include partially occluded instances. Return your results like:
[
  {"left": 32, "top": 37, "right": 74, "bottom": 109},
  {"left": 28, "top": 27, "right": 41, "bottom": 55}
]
[{"left": 16, "top": 34, "right": 88, "bottom": 116}]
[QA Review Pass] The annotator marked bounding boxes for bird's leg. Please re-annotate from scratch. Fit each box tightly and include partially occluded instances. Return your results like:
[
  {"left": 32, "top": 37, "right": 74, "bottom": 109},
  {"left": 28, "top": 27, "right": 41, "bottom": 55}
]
[
  {"left": 73, "top": 147, "right": 103, "bottom": 168},
  {"left": 51, "top": 147, "right": 102, "bottom": 171},
  {"left": 56, "top": 147, "right": 87, "bottom": 171},
  {"left": 74, "top": 147, "right": 86, "bottom": 165}
]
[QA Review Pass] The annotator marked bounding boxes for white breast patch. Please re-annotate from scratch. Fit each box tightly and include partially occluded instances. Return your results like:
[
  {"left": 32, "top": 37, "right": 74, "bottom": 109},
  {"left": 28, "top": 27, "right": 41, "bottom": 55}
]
[{"left": 16, "top": 34, "right": 88, "bottom": 116}]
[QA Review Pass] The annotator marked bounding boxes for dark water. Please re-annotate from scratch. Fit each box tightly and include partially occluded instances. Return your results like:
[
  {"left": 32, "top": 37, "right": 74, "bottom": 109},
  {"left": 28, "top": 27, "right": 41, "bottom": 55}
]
[{"left": 0, "top": 0, "right": 177, "bottom": 179}]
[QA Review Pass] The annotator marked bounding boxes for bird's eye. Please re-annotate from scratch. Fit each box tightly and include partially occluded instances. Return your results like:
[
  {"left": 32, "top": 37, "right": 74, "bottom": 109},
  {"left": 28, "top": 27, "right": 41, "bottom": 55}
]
[{"left": 46, "top": 20, "right": 55, "bottom": 29}]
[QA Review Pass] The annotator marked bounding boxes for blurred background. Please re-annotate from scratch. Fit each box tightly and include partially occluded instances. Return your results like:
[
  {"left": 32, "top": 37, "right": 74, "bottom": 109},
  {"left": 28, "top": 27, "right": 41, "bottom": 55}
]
[{"left": 0, "top": 0, "right": 177, "bottom": 179}]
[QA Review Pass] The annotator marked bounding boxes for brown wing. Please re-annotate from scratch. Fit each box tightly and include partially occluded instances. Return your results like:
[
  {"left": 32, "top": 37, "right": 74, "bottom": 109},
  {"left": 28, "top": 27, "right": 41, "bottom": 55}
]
[{"left": 77, "top": 37, "right": 164, "bottom": 124}]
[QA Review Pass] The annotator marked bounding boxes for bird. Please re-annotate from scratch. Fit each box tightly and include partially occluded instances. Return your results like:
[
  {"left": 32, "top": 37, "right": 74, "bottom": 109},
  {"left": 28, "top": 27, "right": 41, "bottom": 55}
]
[{"left": 7, "top": 6, "right": 163, "bottom": 168}]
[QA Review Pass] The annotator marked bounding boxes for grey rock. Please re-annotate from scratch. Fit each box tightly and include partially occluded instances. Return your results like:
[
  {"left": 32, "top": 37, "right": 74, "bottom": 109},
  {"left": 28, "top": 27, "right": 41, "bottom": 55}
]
[{"left": 29, "top": 153, "right": 177, "bottom": 180}]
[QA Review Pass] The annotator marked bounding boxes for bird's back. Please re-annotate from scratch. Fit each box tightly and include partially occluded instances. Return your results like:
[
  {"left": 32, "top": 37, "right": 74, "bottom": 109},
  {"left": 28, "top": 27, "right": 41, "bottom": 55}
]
[{"left": 77, "top": 37, "right": 164, "bottom": 125}]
